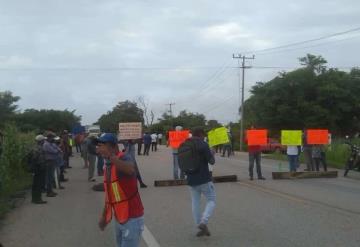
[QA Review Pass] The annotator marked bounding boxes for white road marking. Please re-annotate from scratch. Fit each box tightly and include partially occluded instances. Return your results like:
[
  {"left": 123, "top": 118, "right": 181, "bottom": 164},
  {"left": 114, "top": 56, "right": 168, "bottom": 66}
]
[{"left": 143, "top": 225, "right": 161, "bottom": 247}]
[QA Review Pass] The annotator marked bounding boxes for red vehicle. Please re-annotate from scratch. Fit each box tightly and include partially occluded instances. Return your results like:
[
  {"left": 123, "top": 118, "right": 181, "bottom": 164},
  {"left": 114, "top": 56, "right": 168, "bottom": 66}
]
[{"left": 260, "top": 138, "right": 286, "bottom": 153}]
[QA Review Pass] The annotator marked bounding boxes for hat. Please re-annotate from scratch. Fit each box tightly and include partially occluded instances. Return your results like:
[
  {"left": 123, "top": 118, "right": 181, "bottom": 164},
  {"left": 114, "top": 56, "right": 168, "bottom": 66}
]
[
  {"left": 175, "top": 126, "right": 183, "bottom": 131},
  {"left": 35, "top": 135, "right": 46, "bottom": 142},
  {"left": 97, "top": 133, "right": 118, "bottom": 144},
  {"left": 54, "top": 136, "right": 61, "bottom": 141},
  {"left": 46, "top": 131, "right": 56, "bottom": 138}
]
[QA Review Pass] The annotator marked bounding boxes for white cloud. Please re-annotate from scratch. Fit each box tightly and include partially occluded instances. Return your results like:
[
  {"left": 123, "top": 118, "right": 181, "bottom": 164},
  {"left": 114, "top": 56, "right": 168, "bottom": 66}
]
[
  {"left": 0, "top": 55, "right": 33, "bottom": 67},
  {"left": 200, "top": 22, "right": 252, "bottom": 43}
]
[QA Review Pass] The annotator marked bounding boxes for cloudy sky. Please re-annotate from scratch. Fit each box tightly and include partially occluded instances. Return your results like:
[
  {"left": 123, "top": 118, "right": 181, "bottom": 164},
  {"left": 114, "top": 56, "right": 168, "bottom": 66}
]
[{"left": 0, "top": 0, "right": 359, "bottom": 125}]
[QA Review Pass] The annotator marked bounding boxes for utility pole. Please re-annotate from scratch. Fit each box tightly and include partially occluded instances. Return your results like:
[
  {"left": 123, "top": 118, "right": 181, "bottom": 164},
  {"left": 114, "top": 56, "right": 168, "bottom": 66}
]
[
  {"left": 165, "top": 103, "right": 175, "bottom": 128},
  {"left": 232, "top": 54, "right": 255, "bottom": 151}
]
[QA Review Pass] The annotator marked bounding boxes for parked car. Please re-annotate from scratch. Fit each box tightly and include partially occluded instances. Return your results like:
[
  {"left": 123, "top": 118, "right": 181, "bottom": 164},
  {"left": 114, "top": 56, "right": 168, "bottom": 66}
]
[{"left": 261, "top": 138, "right": 286, "bottom": 153}]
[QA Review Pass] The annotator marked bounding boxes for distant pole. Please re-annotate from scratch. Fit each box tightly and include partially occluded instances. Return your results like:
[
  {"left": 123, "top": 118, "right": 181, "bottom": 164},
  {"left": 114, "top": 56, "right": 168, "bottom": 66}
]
[
  {"left": 232, "top": 54, "right": 255, "bottom": 151},
  {"left": 165, "top": 103, "right": 175, "bottom": 128}
]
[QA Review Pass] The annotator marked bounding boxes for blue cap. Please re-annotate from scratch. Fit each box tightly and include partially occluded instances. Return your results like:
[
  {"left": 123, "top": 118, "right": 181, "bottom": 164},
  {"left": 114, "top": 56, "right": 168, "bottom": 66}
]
[{"left": 97, "top": 133, "right": 118, "bottom": 144}]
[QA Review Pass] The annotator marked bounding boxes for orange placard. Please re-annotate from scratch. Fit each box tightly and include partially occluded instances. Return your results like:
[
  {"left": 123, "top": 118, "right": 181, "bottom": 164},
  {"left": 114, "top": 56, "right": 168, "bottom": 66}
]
[
  {"left": 168, "top": 130, "right": 190, "bottom": 149},
  {"left": 307, "top": 129, "right": 329, "bottom": 145},
  {"left": 246, "top": 129, "right": 268, "bottom": 145}
]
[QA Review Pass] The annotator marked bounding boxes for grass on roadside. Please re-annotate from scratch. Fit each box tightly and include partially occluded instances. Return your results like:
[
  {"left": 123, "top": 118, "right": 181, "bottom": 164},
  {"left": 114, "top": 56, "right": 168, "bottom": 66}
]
[{"left": 263, "top": 139, "right": 358, "bottom": 170}]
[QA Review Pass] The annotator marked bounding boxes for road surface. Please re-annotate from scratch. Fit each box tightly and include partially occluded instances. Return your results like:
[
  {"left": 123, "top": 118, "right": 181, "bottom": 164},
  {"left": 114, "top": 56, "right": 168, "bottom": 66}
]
[{"left": 1, "top": 146, "right": 360, "bottom": 247}]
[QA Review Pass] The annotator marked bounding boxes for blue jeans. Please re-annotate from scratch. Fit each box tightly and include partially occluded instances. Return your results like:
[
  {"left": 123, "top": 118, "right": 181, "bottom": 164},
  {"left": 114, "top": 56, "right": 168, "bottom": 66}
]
[
  {"left": 189, "top": 182, "right": 216, "bottom": 225},
  {"left": 173, "top": 153, "right": 184, "bottom": 179},
  {"left": 288, "top": 155, "right": 298, "bottom": 172},
  {"left": 114, "top": 216, "right": 144, "bottom": 247}
]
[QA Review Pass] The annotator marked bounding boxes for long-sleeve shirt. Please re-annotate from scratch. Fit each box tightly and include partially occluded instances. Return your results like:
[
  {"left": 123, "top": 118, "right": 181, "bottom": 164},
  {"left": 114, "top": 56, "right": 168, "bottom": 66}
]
[
  {"left": 43, "top": 141, "right": 60, "bottom": 161},
  {"left": 186, "top": 137, "right": 215, "bottom": 186}
]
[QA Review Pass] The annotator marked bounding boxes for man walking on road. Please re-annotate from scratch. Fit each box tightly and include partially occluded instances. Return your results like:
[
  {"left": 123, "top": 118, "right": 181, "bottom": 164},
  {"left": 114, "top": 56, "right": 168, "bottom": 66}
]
[
  {"left": 184, "top": 128, "right": 216, "bottom": 237},
  {"left": 143, "top": 133, "right": 151, "bottom": 155},
  {"left": 158, "top": 133, "right": 163, "bottom": 145},
  {"left": 151, "top": 132, "right": 157, "bottom": 152},
  {"left": 97, "top": 133, "right": 144, "bottom": 247}
]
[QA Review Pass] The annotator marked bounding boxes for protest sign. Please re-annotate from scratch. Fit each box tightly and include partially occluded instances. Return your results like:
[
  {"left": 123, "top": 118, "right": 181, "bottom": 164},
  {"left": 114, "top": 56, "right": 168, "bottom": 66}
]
[
  {"left": 281, "top": 130, "right": 302, "bottom": 145},
  {"left": 169, "top": 130, "right": 190, "bottom": 148},
  {"left": 118, "top": 122, "right": 142, "bottom": 140},
  {"left": 246, "top": 129, "right": 268, "bottom": 145},
  {"left": 208, "top": 127, "right": 230, "bottom": 147},
  {"left": 307, "top": 129, "right": 329, "bottom": 145}
]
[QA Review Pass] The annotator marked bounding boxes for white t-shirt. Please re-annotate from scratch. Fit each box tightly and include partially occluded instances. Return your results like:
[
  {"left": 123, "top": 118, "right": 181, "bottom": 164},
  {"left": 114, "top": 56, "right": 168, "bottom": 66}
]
[
  {"left": 158, "top": 134, "right": 163, "bottom": 139},
  {"left": 151, "top": 134, "right": 157, "bottom": 143},
  {"left": 287, "top": 146, "right": 299, "bottom": 155}
]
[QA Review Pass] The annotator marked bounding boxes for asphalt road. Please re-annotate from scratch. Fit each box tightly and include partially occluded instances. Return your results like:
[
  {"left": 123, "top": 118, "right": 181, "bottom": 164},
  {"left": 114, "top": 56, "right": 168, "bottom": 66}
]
[{"left": 1, "top": 145, "right": 360, "bottom": 247}]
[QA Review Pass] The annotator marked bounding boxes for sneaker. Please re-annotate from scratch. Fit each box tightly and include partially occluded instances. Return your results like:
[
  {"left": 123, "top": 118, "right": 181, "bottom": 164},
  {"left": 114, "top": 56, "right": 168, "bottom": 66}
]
[
  {"left": 58, "top": 186, "right": 65, "bottom": 190},
  {"left": 140, "top": 183, "right": 148, "bottom": 188},
  {"left": 60, "top": 178, "right": 69, "bottom": 182},
  {"left": 88, "top": 178, "right": 96, "bottom": 182},
  {"left": 197, "top": 223, "right": 211, "bottom": 237},
  {"left": 250, "top": 177, "right": 254, "bottom": 181},
  {"left": 258, "top": 177, "right": 266, "bottom": 180}
]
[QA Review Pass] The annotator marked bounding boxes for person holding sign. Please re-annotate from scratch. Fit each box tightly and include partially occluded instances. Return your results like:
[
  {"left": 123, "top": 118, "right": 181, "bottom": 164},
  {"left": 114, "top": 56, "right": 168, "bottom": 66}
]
[
  {"left": 170, "top": 126, "right": 187, "bottom": 179},
  {"left": 246, "top": 128, "right": 266, "bottom": 180},
  {"left": 312, "top": 145, "right": 328, "bottom": 171},
  {"left": 287, "top": 146, "right": 299, "bottom": 172},
  {"left": 281, "top": 130, "right": 302, "bottom": 172}
]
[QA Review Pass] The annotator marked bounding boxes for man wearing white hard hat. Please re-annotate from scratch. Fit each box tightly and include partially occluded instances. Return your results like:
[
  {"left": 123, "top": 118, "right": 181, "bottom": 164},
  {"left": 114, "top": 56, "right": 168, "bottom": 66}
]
[{"left": 28, "top": 135, "right": 47, "bottom": 204}]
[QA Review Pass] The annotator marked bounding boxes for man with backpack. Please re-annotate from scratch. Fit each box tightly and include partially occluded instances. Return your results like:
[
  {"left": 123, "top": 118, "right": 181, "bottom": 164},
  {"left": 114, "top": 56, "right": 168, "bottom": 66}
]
[{"left": 178, "top": 127, "right": 216, "bottom": 237}]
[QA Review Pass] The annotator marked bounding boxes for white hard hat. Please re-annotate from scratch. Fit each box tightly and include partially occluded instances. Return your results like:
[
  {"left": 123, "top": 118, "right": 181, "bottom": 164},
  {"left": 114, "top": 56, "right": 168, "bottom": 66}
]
[{"left": 35, "top": 135, "right": 46, "bottom": 142}]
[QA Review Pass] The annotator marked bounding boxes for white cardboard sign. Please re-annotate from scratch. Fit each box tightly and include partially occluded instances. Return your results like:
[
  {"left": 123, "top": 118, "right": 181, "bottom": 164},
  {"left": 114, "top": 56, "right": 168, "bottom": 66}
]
[{"left": 118, "top": 122, "right": 142, "bottom": 140}]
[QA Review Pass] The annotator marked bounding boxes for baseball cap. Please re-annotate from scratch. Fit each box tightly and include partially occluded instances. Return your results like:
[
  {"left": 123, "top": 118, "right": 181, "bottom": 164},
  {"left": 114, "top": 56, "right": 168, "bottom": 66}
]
[
  {"left": 35, "top": 135, "right": 46, "bottom": 141},
  {"left": 97, "top": 133, "right": 118, "bottom": 145}
]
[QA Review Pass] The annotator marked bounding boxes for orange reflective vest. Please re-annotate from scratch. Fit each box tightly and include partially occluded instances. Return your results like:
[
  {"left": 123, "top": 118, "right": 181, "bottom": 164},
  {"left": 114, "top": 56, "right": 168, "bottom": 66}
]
[{"left": 103, "top": 153, "right": 130, "bottom": 224}]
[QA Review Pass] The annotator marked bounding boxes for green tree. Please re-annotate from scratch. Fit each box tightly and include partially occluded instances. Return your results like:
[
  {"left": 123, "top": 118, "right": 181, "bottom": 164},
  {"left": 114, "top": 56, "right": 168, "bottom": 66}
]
[
  {"left": 244, "top": 54, "right": 360, "bottom": 136},
  {"left": 299, "top": 53, "right": 327, "bottom": 74},
  {"left": 97, "top": 101, "right": 144, "bottom": 133},
  {"left": 15, "top": 109, "right": 81, "bottom": 133},
  {"left": 206, "top": 119, "right": 222, "bottom": 131},
  {"left": 156, "top": 110, "right": 206, "bottom": 130},
  {"left": 0, "top": 91, "right": 20, "bottom": 126}
]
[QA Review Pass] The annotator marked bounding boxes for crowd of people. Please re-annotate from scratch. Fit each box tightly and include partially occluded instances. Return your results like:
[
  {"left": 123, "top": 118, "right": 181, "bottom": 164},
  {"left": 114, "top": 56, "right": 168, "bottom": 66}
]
[
  {"left": 25, "top": 125, "right": 335, "bottom": 247},
  {"left": 28, "top": 130, "right": 72, "bottom": 204}
]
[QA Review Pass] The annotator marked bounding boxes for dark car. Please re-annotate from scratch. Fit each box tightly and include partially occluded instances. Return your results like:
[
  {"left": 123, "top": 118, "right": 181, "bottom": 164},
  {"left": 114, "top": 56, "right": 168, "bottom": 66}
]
[{"left": 261, "top": 138, "right": 286, "bottom": 153}]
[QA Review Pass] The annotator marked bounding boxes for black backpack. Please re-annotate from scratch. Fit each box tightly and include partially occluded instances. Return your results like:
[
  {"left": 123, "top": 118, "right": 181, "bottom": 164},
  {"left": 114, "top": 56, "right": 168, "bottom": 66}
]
[
  {"left": 26, "top": 146, "right": 46, "bottom": 172},
  {"left": 178, "top": 138, "right": 202, "bottom": 174}
]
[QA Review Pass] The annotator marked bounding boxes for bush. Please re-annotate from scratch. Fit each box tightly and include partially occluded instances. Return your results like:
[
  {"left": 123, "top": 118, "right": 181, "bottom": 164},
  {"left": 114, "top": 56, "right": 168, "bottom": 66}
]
[
  {"left": 264, "top": 138, "right": 359, "bottom": 170},
  {"left": 0, "top": 124, "right": 34, "bottom": 216}
]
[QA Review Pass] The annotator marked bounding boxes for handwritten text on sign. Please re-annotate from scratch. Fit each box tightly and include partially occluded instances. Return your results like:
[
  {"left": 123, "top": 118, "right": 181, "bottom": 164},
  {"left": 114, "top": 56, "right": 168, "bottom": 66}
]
[{"left": 118, "top": 122, "right": 142, "bottom": 140}]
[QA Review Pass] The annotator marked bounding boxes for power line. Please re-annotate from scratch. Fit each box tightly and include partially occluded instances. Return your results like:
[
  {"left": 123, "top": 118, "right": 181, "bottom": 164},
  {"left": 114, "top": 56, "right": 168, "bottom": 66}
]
[
  {"left": 254, "top": 34, "right": 360, "bottom": 56},
  {"left": 241, "top": 26, "right": 360, "bottom": 55},
  {"left": 176, "top": 61, "right": 232, "bottom": 106},
  {"left": 0, "top": 66, "right": 233, "bottom": 71}
]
